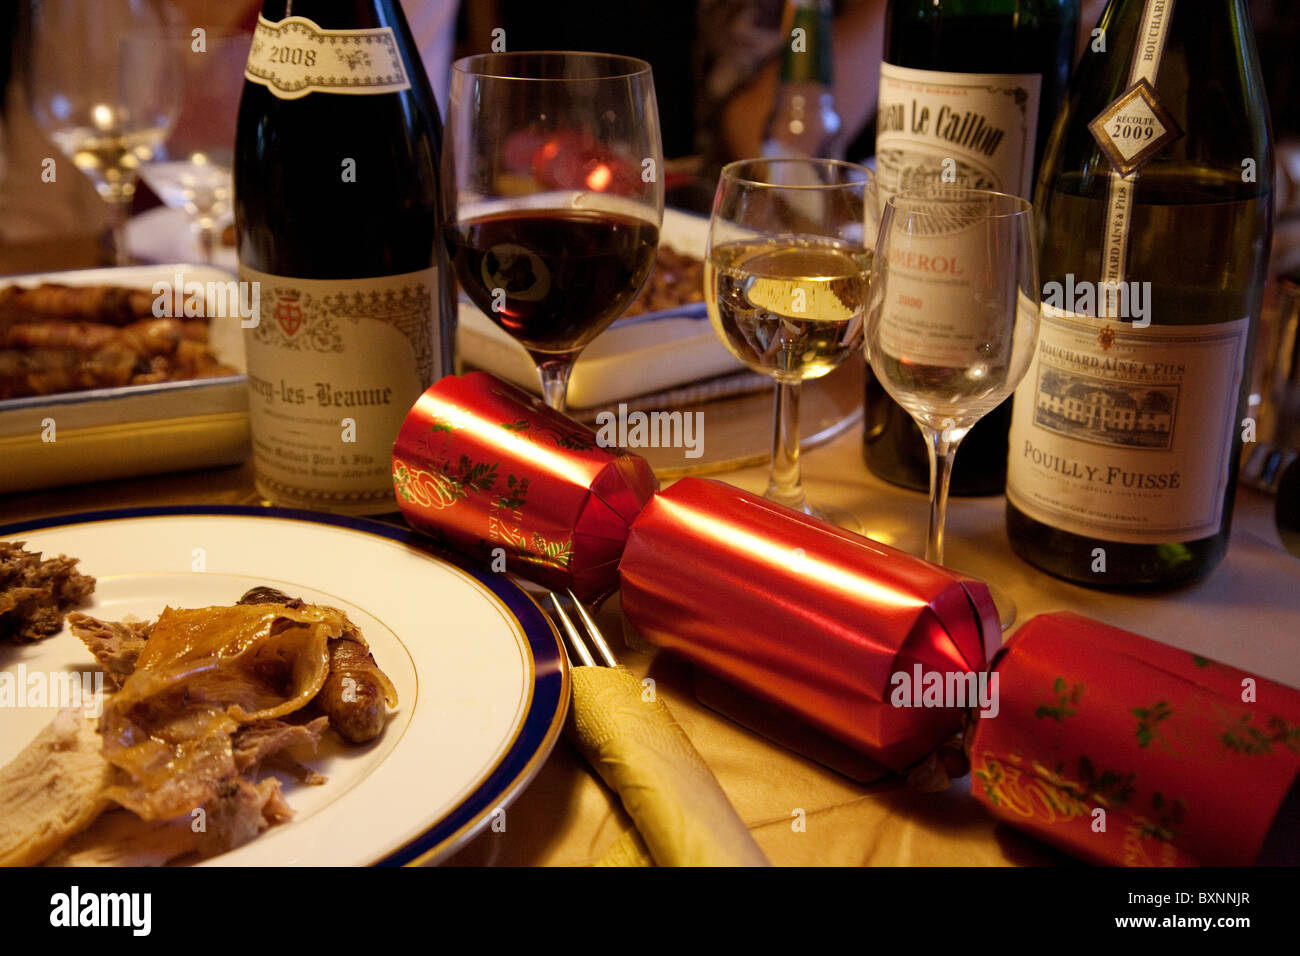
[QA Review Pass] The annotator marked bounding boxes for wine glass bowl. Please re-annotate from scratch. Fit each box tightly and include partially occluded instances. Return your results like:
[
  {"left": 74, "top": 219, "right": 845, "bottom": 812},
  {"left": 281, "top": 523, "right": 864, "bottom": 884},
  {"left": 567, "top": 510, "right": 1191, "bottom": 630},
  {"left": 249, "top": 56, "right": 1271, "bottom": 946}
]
[
  {"left": 866, "top": 185, "right": 1039, "bottom": 577},
  {"left": 27, "top": 0, "right": 180, "bottom": 265},
  {"left": 129, "top": 30, "right": 251, "bottom": 265},
  {"left": 443, "top": 52, "right": 664, "bottom": 411},
  {"left": 705, "top": 158, "right": 875, "bottom": 523}
]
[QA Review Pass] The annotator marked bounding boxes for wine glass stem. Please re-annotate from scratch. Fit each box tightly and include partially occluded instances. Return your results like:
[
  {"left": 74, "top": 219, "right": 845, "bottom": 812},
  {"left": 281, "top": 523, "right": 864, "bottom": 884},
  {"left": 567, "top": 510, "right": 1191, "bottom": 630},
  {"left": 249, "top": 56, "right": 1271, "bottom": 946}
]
[
  {"left": 109, "top": 196, "right": 132, "bottom": 267},
  {"left": 537, "top": 357, "right": 574, "bottom": 414},
  {"left": 196, "top": 220, "right": 217, "bottom": 266},
  {"left": 766, "top": 379, "right": 808, "bottom": 513},
  {"left": 921, "top": 425, "right": 959, "bottom": 565}
]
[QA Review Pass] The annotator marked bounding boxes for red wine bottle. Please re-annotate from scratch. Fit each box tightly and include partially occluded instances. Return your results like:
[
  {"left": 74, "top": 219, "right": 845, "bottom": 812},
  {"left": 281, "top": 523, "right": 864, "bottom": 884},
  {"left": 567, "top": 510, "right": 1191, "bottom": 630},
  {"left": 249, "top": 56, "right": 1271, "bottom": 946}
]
[
  {"left": 865, "top": 0, "right": 1079, "bottom": 495},
  {"left": 234, "top": 0, "right": 453, "bottom": 515}
]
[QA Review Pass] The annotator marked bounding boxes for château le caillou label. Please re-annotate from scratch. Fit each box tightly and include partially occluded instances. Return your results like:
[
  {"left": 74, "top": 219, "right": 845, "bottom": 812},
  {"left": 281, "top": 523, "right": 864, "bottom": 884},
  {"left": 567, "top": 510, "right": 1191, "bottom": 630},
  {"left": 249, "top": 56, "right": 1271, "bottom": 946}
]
[
  {"left": 234, "top": 2, "right": 452, "bottom": 515},
  {"left": 866, "top": 0, "right": 1079, "bottom": 495},
  {"left": 1005, "top": 0, "right": 1274, "bottom": 586}
]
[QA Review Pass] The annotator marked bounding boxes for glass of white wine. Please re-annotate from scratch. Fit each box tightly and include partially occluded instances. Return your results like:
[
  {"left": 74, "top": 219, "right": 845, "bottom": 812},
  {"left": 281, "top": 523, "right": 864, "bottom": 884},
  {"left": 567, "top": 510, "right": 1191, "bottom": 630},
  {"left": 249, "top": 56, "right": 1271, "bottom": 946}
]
[
  {"left": 26, "top": 0, "right": 180, "bottom": 266},
  {"left": 128, "top": 30, "right": 250, "bottom": 266},
  {"left": 705, "top": 158, "right": 875, "bottom": 527},
  {"left": 866, "top": 185, "right": 1039, "bottom": 621}
]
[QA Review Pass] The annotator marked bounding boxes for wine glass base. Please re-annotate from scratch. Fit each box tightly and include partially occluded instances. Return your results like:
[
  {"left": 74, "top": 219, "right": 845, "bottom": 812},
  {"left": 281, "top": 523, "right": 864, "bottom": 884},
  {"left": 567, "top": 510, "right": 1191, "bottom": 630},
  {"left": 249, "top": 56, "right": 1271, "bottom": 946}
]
[
  {"left": 945, "top": 563, "right": 1016, "bottom": 632},
  {"left": 805, "top": 502, "right": 864, "bottom": 534},
  {"left": 983, "top": 581, "right": 1017, "bottom": 632}
]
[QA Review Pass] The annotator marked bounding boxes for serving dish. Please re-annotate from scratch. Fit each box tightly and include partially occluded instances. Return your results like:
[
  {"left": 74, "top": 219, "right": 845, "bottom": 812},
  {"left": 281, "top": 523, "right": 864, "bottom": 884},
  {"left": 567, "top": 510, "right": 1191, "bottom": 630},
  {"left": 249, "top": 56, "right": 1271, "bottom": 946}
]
[{"left": 0, "top": 265, "right": 249, "bottom": 494}]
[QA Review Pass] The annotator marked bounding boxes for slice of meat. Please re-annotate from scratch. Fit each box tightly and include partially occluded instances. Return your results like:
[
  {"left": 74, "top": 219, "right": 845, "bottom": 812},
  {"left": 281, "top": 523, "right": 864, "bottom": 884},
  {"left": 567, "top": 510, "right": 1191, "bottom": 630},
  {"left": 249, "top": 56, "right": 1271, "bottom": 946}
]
[
  {"left": 0, "top": 541, "right": 96, "bottom": 643},
  {"left": 50, "top": 776, "right": 296, "bottom": 866},
  {"left": 45, "top": 809, "right": 197, "bottom": 867},
  {"left": 232, "top": 716, "right": 328, "bottom": 784},
  {"left": 67, "top": 613, "right": 152, "bottom": 689},
  {"left": 0, "top": 709, "right": 115, "bottom": 866},
  {"left": 197, "top": 776, "right": 292, "bottom": 856}
]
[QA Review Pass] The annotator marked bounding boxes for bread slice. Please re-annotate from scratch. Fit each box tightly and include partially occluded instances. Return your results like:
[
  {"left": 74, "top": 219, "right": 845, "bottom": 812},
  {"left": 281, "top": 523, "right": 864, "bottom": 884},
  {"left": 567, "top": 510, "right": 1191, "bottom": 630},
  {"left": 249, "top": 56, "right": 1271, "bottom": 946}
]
[{"left": 0, "top": 708, "right": 114, "bottom": 865}]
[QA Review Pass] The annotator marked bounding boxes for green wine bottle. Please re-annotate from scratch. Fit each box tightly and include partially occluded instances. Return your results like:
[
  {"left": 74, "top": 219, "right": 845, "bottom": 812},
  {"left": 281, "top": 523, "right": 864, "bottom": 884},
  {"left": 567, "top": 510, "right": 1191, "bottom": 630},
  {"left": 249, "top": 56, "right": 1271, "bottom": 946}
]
[
  {"left": 761, "top": 0, "right": 841, "bottom": 159},
  {"left": 866, "top": 0, "right": 1080, "bottom": 496},
  {"left": 1005, "top": 0, "right": 1274, "bottom": 587}
]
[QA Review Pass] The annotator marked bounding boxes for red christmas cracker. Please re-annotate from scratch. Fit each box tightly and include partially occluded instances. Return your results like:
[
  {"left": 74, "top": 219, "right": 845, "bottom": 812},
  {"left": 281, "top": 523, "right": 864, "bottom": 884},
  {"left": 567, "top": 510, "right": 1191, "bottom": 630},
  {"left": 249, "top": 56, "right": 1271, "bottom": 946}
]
[
  {"left": 969, "top": 612, "right": 1300, "bottom": 865},
  {"left": 392, "top": 372, "right": 657, "bottom": 602},
  {"left": 619, "top": 477, "right": 1002, "bottom": 771}
]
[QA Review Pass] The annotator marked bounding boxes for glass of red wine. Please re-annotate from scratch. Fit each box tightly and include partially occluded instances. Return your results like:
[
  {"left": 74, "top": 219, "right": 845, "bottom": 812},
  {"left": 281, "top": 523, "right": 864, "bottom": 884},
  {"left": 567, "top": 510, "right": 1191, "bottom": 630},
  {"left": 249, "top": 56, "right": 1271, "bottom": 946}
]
[{"left": 444, "top": 52, "right": 664, "bottom": 412}]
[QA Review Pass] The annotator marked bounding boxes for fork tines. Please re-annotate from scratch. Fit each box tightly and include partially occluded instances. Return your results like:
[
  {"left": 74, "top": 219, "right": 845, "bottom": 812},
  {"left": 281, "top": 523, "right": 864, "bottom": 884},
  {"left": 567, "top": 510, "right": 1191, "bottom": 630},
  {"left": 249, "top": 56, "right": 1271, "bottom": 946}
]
[{"left": 548, "top": 589, "right": 619, "bottom": 668}]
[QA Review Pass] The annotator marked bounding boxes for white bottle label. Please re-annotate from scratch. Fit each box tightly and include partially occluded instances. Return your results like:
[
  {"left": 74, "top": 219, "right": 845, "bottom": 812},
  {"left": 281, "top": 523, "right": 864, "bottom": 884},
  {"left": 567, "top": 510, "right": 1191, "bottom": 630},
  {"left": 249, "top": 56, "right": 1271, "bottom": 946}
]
[
  {"left": 875, "top": 62, "right": 1041, "bottom": 201},
  {"left": 1006, "top": 306, "right": 1248, "bottom": 544},
  {"left": 244, "top": 14, "right": 411, "bottom": 100},
  {"left": 239, "top": 265, "right": 438, "bottom": 513}
]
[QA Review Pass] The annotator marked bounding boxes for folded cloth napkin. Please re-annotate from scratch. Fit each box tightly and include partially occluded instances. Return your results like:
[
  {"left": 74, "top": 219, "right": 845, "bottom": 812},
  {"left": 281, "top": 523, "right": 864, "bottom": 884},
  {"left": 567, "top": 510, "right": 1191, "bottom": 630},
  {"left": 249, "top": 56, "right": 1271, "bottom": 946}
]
[{"left": 567, "top": 666, "right": 770, "bottom": 867}]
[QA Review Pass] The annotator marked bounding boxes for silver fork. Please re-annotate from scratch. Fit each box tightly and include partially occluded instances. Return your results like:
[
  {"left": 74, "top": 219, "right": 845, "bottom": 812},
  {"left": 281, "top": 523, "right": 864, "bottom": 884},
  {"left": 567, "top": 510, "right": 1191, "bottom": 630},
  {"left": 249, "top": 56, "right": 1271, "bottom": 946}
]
[
  {"left": 542, "top": 586, "right": 771, "bottom": 866},
  {"left": 547, "top": 589, "right": 619, "bottom": 668}
]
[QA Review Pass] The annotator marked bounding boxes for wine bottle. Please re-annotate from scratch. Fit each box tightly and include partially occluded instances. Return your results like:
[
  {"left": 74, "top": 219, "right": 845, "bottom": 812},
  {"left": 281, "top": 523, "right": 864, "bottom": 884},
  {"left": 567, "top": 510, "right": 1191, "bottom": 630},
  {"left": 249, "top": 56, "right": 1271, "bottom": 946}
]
[
  {"left": 1005, "top": 0, "right": 1274, "bottom": 587},
  {"left": 234, "top": 0, "right": 453, "bottom": 515},
  {"left": 761, "top": 0, "right": 841, "bottom": 159},
  {"left": 865, "top": 0, "right": 1079, "bottom": 495}
]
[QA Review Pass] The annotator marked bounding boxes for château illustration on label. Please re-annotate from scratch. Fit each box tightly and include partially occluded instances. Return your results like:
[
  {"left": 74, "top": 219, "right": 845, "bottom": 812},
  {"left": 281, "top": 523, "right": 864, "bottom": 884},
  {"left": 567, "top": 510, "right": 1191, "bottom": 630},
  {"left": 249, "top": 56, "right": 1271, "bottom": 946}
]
[
  {"left": 234, "top": 1, "right": 453, "bottom": 515},
  {"left": 865, "top": 0, "right": 1079, "bottom": 495},
  {"left": 1005, "top": 0, "right": 1274, "bottom": 587}
]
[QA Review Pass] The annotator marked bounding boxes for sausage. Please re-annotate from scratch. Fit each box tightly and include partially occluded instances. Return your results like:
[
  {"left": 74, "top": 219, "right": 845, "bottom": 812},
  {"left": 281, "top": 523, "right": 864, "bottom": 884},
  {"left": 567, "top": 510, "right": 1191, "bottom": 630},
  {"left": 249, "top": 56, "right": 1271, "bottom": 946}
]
[
  {"left": 236, "top": 586, "right": 394, "bottom": 743},
  {"left": 318, "top": 638, "right": 387, "bottom": 743}
]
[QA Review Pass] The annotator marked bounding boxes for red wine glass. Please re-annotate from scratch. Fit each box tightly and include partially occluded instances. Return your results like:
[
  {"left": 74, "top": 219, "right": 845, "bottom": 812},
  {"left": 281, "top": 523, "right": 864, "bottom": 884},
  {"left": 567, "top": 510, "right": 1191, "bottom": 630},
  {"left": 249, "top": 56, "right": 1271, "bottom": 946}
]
[{"left": 444, "top": 52, "right": 665, "bottom": 412}]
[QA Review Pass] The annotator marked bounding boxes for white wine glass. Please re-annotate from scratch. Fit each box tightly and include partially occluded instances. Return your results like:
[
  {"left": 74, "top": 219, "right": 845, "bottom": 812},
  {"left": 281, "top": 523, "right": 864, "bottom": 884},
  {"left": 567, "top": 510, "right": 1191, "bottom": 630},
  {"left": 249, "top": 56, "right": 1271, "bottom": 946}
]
[
  {"left": 866, "top": 185, "right": 1039, "bottom": 624},
  {"left": 26, "top": 0, "right": 181, "bottom": 266},
  {"left": 128, "top": 30, "right": 250, "bottom": 266},
  {"left": 705, "top": 157, "right": 875, "bottom": 527}
]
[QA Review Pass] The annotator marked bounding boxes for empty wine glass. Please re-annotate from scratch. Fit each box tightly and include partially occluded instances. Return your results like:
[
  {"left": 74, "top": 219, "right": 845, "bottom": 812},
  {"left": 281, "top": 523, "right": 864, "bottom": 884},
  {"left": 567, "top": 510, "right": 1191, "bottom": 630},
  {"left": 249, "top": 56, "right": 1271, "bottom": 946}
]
[
  {"left": 443, "top": 52, "right": 664, "bottom": 413},
  {"left": 866, "top": 185, "right": 1039, "bottom": 623},
  {"left": 27, "top": 0, "right": 180, "bottom": 266},
  {"left": 129, "top": 30, "right": 250, "bottom": 266},
  {"left": 705, "top": 158, "right": 875, "bottom": 527}
]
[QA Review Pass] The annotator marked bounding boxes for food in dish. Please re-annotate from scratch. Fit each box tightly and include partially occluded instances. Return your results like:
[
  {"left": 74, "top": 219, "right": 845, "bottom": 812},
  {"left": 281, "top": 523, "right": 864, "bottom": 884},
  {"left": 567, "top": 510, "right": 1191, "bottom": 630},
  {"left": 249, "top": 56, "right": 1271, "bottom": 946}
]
[
  {"left": 0, "top": 541, "right": 95, "bottom": 643},
  {"left": 0, "top": 579, "right": 397, "bottom": 865},
  {"left": 0, "top": 282, "right": 238, "bottom": 399},
  {"left": 621, "top": 246, "right": 704, "bottom": 317}
]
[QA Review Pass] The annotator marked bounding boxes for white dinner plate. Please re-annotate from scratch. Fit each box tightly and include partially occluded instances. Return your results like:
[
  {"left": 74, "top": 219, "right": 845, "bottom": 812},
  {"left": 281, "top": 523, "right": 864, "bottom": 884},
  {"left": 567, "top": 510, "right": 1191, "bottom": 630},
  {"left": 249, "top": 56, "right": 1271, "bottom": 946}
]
[{"left": 0, "top": 507, "right": 568, "bottom": 866}]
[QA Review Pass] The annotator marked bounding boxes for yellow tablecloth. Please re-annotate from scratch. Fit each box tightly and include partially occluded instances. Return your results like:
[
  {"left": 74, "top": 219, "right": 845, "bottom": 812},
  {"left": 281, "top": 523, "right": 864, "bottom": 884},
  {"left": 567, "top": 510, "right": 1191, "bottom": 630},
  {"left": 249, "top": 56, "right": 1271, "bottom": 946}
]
[{"left": 8, "top": 424, "right": 1293, "bottom": 866}]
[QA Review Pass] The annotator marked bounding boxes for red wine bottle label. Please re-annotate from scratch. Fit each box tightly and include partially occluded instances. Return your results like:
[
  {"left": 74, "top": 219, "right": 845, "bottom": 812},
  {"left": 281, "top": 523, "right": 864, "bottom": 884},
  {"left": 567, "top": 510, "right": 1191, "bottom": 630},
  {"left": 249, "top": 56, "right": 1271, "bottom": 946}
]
[
  {"left": 1006, "top": 306, "right": 1248, "bottom": 544},
  {"left": 239, "top": 265, "right": 438, "bottom": 514},
  {"left": 244, "top": 14, "right": 411, "bottom": 100},
  {"left": 875, "top": 63, "right": 1041, "bottom": 202},
  {"left": 877, "top": 220, "right": 1029, "bottom": 371}
]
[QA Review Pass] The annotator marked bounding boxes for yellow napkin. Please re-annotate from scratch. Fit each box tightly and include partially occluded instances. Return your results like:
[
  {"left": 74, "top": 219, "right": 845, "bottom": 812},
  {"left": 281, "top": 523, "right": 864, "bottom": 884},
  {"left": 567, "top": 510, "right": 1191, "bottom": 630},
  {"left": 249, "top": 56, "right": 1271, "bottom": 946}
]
[{"left": 567, "top": 665, "right": 770, "bottom": 867}]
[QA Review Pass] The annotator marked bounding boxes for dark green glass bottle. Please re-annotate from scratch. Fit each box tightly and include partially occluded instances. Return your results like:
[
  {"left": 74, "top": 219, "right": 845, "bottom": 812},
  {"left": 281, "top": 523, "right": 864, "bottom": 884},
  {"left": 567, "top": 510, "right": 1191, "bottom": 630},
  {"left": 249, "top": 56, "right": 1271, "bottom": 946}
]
[
  {"left": 865, "top": 0, "right": 1079, "bottom": 495},
  {"left": 761, "top": 0, "right": 840, "bottom": 159},
  {"left": 1005, "top": 0, "right": 1273, "bottom": 587}
]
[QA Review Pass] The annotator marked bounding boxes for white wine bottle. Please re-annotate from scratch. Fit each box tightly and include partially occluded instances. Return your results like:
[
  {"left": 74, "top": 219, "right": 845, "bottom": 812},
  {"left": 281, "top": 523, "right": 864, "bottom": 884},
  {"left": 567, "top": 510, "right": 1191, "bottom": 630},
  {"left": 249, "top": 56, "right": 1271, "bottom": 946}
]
[
  {"left": 1005, "top": 0, "right": 1274, "bottom": 587},
  {"left": 234, "top": 0, "right": 453, "bottom": 515}
]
